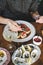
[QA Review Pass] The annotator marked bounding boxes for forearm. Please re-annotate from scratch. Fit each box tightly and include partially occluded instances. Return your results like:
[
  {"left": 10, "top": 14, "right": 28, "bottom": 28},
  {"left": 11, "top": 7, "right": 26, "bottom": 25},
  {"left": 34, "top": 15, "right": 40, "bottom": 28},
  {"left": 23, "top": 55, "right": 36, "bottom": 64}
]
[
  {"left": 30, "top": 11, "right": 40, "bottom": 20},
  {"left": 0, "top": 16, "right": 9, "bottom": 24},
  {"left": 29, "top": 0, "right": 41, "bottom": 20}
]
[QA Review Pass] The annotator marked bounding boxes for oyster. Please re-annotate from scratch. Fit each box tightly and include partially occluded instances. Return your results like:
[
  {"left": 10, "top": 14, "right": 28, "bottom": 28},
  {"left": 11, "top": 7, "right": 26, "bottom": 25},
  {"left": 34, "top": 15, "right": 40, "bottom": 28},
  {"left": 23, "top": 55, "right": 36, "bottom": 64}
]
[
  {"left": 24, "top": 45, "right": 32, "bottom": 52},
  {"left": 14, "top": 49, "right": 22, "bottom": 58},
  {"left": 14, "top": 57, "right": 25, "bottom": 63},
  {"left": 21, "top": 45, "right": 26, "bottom": 53},
  {"left": 31, "top": 49, "right": 38, "bottom": 59},
  {"left": 23, "top": 51, "right": 30, "bottom": 58}
]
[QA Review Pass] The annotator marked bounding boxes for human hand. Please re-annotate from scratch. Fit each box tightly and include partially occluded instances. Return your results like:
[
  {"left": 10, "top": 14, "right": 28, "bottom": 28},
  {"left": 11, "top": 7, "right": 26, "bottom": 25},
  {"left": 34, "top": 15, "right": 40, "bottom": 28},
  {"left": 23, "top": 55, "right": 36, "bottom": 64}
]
[
  {"left": 36, "top": 16, "right": 43, "bottom": 23},
  {"left": 8, "top": 20, "right": 22, "bottom": 32}
]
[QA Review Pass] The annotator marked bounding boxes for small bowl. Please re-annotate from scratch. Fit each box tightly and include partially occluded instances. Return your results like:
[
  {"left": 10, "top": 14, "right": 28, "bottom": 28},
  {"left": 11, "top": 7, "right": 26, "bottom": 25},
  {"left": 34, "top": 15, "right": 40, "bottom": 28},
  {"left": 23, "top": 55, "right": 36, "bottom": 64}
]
[{"left": 33, "top": 36, "right": 42, "bottom": 45}]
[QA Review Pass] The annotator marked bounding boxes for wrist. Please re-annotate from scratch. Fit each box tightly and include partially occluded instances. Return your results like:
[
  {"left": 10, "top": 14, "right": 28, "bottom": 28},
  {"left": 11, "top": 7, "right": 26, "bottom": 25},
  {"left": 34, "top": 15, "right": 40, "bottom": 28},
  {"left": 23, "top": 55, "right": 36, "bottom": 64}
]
[
  {"left": 33, "top": 14, "right": 40, "bottom": 20},
  {"left": 30, "top": 11, "right": 40, "bottom": 20}
]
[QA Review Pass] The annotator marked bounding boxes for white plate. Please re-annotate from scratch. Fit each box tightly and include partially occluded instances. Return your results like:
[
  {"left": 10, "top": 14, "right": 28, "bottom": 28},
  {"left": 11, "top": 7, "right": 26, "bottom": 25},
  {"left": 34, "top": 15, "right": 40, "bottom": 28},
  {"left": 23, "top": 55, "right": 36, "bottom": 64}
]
[
  {"left": 12, "top": 44, "right": 41, "bottom": 65},
  {"left": 3, "top": 20, "right": 36, "bottom": 42}
]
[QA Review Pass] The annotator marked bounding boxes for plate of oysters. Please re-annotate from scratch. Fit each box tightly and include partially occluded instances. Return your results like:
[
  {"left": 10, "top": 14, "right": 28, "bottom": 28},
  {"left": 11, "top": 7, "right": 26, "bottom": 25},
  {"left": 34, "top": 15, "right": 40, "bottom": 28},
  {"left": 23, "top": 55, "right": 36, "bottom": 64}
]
[
  {"left": 12, "top": 44, "right": 41, "bottom": 65},
  {"left": 3, "top": 20, "right": 36, "bottom": 42},
  {"left": 0, "top": 47, "right": 10, "bottom": 65}
]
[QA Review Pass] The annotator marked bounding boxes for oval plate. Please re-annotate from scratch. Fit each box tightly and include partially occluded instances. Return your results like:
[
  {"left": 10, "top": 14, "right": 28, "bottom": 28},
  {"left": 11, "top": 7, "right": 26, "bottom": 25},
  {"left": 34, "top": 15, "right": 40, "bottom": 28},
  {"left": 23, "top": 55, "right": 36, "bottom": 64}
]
[
  {"left": 12, "top": 44, "right": 41, "bottom": 65},
  {"left": 3, "top": 20, "right": 36, "bottom": 42}
]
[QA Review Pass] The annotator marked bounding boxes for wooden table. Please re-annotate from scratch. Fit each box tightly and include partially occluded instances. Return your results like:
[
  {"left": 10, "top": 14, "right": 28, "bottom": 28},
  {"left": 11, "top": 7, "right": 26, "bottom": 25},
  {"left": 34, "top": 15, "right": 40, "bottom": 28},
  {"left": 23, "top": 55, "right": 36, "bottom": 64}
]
[{"left": 0, "top": 22, "right": 43, "bottom": 65}]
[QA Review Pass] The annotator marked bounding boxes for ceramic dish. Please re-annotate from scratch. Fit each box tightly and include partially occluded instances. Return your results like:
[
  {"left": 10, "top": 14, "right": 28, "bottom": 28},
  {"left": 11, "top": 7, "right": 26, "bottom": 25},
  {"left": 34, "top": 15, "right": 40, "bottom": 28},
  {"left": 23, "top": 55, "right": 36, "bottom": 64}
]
[
  {"left": 33, "top": 36, "right": 42, "bottom": 45},
  {"left": 3, "top": 20, "right": 36, "bottom": 42},
  {"left": 0, "top": 48, "right": 10, "bottom": 65},
  {"left": 12, "top": 44, "right": 41, "bottom": 65}
]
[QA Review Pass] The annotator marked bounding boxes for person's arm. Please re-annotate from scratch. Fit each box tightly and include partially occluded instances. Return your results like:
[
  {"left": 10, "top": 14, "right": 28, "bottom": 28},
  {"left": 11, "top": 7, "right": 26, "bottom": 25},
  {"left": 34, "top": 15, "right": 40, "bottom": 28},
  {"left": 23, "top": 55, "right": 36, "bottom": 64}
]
[
  {"left": 0, "top": 0, "right": 8, "bottom": 24},
  {"left": 29, "top": 0, "right": 41, "bottom": 20},
  {"left": 0, "top": 16, "right": 9, "bottom": 24},
  {"left": 0, "top": 16, "right": 22, "bottom": 31},
  {"left": 30, "top": 11, "right": 40, "bottom": 20}
]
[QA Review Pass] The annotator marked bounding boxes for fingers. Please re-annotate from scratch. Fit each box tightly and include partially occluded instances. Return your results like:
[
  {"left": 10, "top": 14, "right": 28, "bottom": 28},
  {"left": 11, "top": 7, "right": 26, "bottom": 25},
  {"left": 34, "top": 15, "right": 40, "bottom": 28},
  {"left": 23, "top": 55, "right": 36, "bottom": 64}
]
[
  {"left": 9, "top": 26, "right": 22, "bottom": 32},
  {"left": 36, "top": 16, "right": 43, "bottom": 23},
  {"left": 8, "top": 21, "right": 22, "bottom": 32},
  {"left": 36, "top": 20, "right": 43, "bottom": 23},
  {"left": 10, "top": 21, "right": 19, "bottom": 27}
]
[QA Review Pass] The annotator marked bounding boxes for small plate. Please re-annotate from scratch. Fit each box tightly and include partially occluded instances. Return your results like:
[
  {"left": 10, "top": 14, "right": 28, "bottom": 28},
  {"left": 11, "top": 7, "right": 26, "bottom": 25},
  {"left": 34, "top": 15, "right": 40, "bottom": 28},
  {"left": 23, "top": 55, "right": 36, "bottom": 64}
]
[
  {"left": 0, "top": 48, "right": 10, "bottom": 65},
  {"left": 3, "top": 20, "right": 36, "bottom": 42},
  {"left": 33, "top": 36, "right": 42, "bottom": 45}
]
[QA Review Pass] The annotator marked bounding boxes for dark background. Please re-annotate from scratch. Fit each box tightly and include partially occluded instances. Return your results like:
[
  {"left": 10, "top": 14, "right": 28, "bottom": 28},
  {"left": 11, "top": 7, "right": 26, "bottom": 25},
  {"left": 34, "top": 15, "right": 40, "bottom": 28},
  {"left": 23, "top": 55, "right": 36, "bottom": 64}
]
[
  {"left": 38, "top": 0, "right": 43, "bottom": 15},
  {"left": 1, "top": 0, "right": 43, "bottom": 22}
]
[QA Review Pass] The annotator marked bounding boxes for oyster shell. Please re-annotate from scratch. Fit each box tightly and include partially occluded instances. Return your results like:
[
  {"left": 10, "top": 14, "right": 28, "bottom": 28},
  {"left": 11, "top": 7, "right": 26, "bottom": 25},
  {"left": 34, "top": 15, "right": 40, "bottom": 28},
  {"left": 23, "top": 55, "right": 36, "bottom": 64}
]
[
  {"left": 23, "top": 51, "right": 30, "bottom": 58},
  {"left": 31, "top": 49, "right": 38, "bottom": 60}
]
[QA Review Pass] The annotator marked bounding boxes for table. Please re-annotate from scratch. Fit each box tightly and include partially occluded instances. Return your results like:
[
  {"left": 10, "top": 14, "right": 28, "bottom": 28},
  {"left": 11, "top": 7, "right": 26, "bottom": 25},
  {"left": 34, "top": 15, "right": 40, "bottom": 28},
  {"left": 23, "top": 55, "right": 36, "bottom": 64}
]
[{"left": 0, "top": 22, "right": 43, "bottom": 65}]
